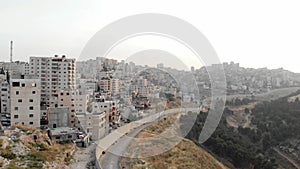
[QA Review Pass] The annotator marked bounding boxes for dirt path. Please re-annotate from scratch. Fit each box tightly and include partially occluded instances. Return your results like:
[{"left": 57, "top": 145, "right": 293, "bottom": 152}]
[{"left": 69, "top": 142, "right": 97, "bottom": 169}]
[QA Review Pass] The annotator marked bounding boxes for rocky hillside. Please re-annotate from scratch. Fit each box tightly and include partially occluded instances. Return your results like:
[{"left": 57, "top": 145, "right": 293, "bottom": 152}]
[
  {"left": 120, "top": 115, "right": 228, "bottom": 169},
  {"left": 0, "top": 125, "right": 75, "bottom": 169}
]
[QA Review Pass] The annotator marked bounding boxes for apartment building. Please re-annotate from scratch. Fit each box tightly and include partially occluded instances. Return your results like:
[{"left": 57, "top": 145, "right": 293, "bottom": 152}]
[
  {"left": 94, "top": 95, "right": 119, "bottom": 123},
  {"left": 76, "top": 103, "right": 107, "bottom": 140},
  {"left": 10, "top": 79, "right": 41, "bottom": 128},
  {"left": 49, "top": 89, "right": 90, "bottom": 127},
  {"left": 99, "top": 77, "right": 120, "bottom": 96},
  {"left": 111, "top": 78, "right": 120, "bottom": 96},
  {"left": 131, "top": 77, "right": 150, "bottom": 97},
  {"left": 28, "top": 55, "right": 76, "bottom": 106},
  {"left": 99, "top": 77, "right": 111, "bottom": 92}
]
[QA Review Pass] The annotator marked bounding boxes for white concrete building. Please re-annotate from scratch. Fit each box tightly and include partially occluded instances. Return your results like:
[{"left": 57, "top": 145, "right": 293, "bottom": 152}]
[
  {"left": 28, "top": 55, "right": 76, "bottom": 107},
  {"left": 76, "top": 104, "right": 107, "bottom": 140},
  {"left": 111, "top": 78, "right": 120, "bottom": 96},
  {"left": 10, "top": 79, "right": 41, "bottom": 127}
]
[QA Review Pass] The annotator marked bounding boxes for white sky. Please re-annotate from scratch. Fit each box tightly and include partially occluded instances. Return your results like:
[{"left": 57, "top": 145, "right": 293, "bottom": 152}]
[{"left": 0, "top": 0, "right": 300, "bottom": 72}]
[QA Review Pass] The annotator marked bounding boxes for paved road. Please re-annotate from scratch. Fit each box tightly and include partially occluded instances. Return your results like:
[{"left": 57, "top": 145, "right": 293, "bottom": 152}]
[
  {"left": 96, "top": 108, "right": 200, "bottom": 169},
  {"left": 100, "top": 123, "right": 152, "bottom": 169}
]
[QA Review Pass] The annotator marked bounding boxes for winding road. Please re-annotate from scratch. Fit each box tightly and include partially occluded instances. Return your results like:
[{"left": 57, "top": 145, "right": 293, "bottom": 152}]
[
  {"left": 96, "top": 107, "right": 200, "bottom": 169},
  {"left": 100, "top": 123, "right": 153, "bottom": 169}
]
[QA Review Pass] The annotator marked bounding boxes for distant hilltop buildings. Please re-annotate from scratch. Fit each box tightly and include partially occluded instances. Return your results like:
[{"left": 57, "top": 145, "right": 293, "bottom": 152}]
[{"left": 206, "top": 61, "right": 300, "bottom": 95}]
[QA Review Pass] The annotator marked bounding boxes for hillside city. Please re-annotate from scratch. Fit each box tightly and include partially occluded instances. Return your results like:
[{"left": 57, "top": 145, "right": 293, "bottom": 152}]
[{"left": 0, "top": 55, "right": 300, "bottom": 169}]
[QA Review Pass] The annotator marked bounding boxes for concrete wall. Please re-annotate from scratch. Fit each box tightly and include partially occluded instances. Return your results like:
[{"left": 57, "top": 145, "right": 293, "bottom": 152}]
[{"left": 48, "top": 107, "right": 69, "bottom": 128}]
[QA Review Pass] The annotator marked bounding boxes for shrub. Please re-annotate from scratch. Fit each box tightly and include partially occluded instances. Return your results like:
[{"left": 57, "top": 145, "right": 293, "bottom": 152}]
[{"left": 1, "top": 152, "right": 17, "bottom": 160}]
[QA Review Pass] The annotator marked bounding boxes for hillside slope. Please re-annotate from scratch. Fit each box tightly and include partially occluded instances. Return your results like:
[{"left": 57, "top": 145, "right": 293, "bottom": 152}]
[
  {"left": 0, "top": 125, "right": 75, "bottom": 169},
  {"left": 120, "top": 115, "right": 228, "bottom": 169}
]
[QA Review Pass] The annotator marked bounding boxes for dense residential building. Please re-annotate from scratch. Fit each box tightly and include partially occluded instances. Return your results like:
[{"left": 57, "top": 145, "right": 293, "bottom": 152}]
[
  {"left": 99, "top": 77, "right": 120, "bottom": 96},
  {"left": 76, "top": 102, "right": 107, "bottom": 140},
  {"left": 49, "top": 89, "right": 90, "bottom": 127},
  {"left": 10, "top": 78, "right": 41, "bottom": 128},
  {"left": 99, "top": 77, "right": 111, "bottom": 93},
  {"left": 131, "top": 77, "right": 150, "bottom": 97},
  {"left": 111, "top": 78, "right": 120, "bottom": 96},
  {"left": 94, "top": 94, "right": 120, "bottom": 123},
  {"left": 28, "top": 55, "right": 76, "bottom": 107},
  {"left": 76, "top": 58, "right": 101, "bottom": 79}
]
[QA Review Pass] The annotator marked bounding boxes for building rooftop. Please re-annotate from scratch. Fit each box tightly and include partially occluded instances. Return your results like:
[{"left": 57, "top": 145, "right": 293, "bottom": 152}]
[{"left": 49, "top": 127, "right": 79, "bottom": 136}]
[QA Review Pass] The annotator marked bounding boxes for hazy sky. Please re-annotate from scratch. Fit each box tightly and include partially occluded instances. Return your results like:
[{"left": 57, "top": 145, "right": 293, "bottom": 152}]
[{"left": 1, "top": 0, "right": 300, "bottom": 72}]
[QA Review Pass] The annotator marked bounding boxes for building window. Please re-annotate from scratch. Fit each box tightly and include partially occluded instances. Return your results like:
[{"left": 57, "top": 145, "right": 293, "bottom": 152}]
[
  {"left": 29, "top": 99, "right": 33, "bottom": 102},
  {"left": 32, "top": 83, "right": 36, "bottom": 87},
  {"left": 16, "top": 91, "right": 19, "bottom": 95},
  {"left": 29, "top": 122, "right": 33, "bottom": 125},
  {"left": 32, "top": 91, "right": 36, "bottom": 94},
  {"left": 14, "top": 107, "right": 18, "bottom": 111},
  {"left": 18, "top": 99, "right": 22, "bottom": 103},
  {"left": 29, "top": 106, "right": 34, "bottom": 110},
  {"left": 12, "top": 82, "right": 20, "bottom": 87},
  {"left": 14, "top": 115, "right": 18, "bottom": 119},
  {"left": 29, "top": 114, "right": 34, "bottom": 118},
  {"left": 21, "top": 83, "right": 25, "bottom": 87}
]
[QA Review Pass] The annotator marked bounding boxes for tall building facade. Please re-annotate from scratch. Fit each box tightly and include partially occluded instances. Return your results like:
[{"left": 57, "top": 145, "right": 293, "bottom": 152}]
[{"left": 28, "top": 55, "right": 76, "bottom": 106}]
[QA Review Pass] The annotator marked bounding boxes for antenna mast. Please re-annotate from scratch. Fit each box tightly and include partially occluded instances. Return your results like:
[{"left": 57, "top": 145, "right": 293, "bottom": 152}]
[{"left": 10, "top": 41, "right": 13, "bottom": 63}]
